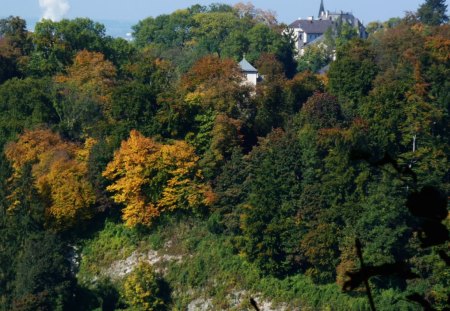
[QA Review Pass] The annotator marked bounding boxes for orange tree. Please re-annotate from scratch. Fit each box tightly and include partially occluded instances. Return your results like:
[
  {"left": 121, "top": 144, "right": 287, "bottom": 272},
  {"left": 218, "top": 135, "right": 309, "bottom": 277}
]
[
  {"left": 5, "top": 129, "right": 96, "bottom": 229},
  {"left": 102, "top": 130, "right": 213, "bottom": 227}
]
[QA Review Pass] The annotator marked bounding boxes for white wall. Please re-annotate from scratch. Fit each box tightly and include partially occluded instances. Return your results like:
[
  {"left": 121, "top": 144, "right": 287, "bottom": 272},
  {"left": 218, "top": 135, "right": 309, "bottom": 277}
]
[{"left": 245, "top": 72, "right": 258, "bottom": 86}]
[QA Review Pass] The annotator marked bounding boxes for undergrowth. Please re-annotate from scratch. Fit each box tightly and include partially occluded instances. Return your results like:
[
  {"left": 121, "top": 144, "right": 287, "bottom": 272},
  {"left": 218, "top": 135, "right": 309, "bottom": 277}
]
[{"left": 76, "top": 215, "right": 416, "bottom": 310}]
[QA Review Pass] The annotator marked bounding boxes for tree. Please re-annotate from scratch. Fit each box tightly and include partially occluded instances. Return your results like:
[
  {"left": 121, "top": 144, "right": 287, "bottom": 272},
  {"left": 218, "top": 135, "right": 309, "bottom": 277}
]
[
  {"left": 122, "top": 262, "right": 166, "bottom": 311},
  {"left": 238, "top": 129, "right": 303, "bottom": 276},
  {"left": 327, "top": 39, "right": 378, "bottom": 113},
  {"left": 0, "top": 16, "right": 31, "bottom": 82},
  {"left": 0, "top": 45, "right": 19, "bottom": 83},
  {"left": 417, "top": 0, "right": 449, "bottom": 25},
  {"left": 300, "top": 223, "right": 340, "bottom": 283},
  {"left": 12, "top": 232, "right": 74, "bottom": 311},
  {"left": 132, "top": 9, "right": 195, "bottom": 49},
  {"left": 53, "top": 50, "right": 116, "bottom": 138},
  {"left": 199, "top": 113, "right": 244, "bottom": 178},
  {"left": 55, "top": 50, "right": 116, "bottom": 108},
  {"left": 300, "top": 92, "right": 342, "bottom": 129},
  {"left": 252, "top": 60, "right": 287, "bottom": 136},
  {"left": 192, "top": 12, "right": 241, "bottom": 56},
  {"left": 296, "top": 45, "right": 330, "bottom": 73},
  {"left": 0, "top": 156, "right": 46, "bottom": 310},
  {"left": 0, "top": 16, "right": 31, "bottom": 57},
  {"left": 0, "top": 77, "right": 58, "bottom": 147},
  {"left": 285, "top": 71, "right": 324, "bottom": 113},
  {"left": 102, "top": 130, "right": 213, "bottom": 227},
  {"left": 233, "top": 2, "right": 278, "bottom": 26},
  {"left": 110, "top": 81, "right": 157, "bottom": 137},
  {"left": 5, "top": 129, "right": 96, "bottom": 229},
  {"left": 28, "top": 18, "right": 109, "bottom": 76},
  {"left": 162, "top": 55, "right": 252, "bottom": 142},
  {"left": 366, "top": 21, "right": 383, "bottom": 35}
]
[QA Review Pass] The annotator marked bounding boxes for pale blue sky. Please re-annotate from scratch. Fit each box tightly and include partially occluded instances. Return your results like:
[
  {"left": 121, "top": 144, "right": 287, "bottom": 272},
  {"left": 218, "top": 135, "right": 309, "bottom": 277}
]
[{"left": 3, "top": 0, "right": 450, "bottom": 24}]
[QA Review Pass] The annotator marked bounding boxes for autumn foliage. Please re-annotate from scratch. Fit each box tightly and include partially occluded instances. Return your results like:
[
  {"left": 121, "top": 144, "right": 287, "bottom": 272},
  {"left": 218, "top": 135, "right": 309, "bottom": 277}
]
[
  {"left": 103, "top": 130, "right": 213, "bottom": 227},
  {"left": 55, "top": 50, "right": 117, "bottom": 111},
  {"left": 180, "top": 55, "right": 249, "bottom": 114},
  {"left": 5, "top": 129, "right": 96, "bottom": 228}
]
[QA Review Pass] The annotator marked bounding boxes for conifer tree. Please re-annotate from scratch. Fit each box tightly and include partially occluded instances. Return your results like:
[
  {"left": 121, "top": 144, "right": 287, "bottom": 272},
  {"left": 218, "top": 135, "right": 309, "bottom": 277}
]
[{"left": 417, "top": 0, "right": 449, "bottom": 25}]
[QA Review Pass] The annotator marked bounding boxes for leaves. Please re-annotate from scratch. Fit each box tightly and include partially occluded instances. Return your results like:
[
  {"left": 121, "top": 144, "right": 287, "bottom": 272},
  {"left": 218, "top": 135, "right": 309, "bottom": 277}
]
[
  {"left": 122, "top": 262, "right": 166, "bottom": 311},
  {"left": 103, "top": 130, "right": 213, "bottom": 227},
  {"left": 5, "top": 129, "right": 96, "bottom": 228},
  {"left": 55, "top": 50, "right": 116, "bottom": 112}
]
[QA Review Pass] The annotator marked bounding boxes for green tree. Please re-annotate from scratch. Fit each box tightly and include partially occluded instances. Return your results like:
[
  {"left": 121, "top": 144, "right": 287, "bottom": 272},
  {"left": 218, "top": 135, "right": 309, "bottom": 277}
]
[
  {"left": 238, "top": 129, "right": 303, "bottom": 276},
  {"left": 0, "top": 77, "right": 58, "bottom": 146},
  {"left": 193, "top": 12, "right": 241, "bottom": 56},
  {"left": 12, "top": 232, "right": 75, "bottom": 311},
  {"left": 285, "top": 71, "right": 324, "bottom": 113},
  {"left": 110, "top": 81, "right": 157, "bottom": 136},
  {"left": 327, "top": 39, "right": 378, "bottom": 114},
  {"left": 28, "top": 18, "right": 109, "bottom": 76},
  {"left": 0, "top": 161, "right": 45, "bottom": 310},
  {"left": 417, "top": 0, "right": 449, "bottom": 25},
  {"left": 253, "top": 64, "right": 286, "bottom": 136},
  {"left": 0, "top": 16, "right": 31, "bottom": 82},
  {"left": 0, "top": 16, "right": 31, "bottom": 56},
  {"left": 132, "top": 9, "right": 196, "bottom": 49},
  {"left": 296, "top": 44, "right": 329, "bottom": 73},
  {"left": 366, "top": 21, "right": 383, "bottom": 35}
]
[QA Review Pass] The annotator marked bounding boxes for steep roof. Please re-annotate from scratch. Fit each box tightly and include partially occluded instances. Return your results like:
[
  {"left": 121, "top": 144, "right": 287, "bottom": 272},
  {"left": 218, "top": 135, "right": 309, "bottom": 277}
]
[
  {"left": 318, "top": 0, "right": 325, "bottom": 18},
  {"left": 239, "top": 58, "right": 258, "bottom": 73},
  {"left": 288, "top": 19, "right": 333, "bottom": 34}
]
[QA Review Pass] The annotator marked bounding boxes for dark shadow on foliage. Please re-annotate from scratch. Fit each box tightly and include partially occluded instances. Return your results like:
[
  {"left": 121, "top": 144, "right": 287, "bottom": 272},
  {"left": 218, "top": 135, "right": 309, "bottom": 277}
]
[
  {"left": 406, "top": 293, "right": 437, "bottom": 311},
  {"left": 343, "top": 260, "right": 419, "bottom": 292},
  {"left": 349, "top": 150, "right": 417, "bottom": 183},
  {"left": 406, "top": 186, "right": 449, "bottom": 248},
  {"left": 344, "top": 151, "right": 449, "bottom": 310}
]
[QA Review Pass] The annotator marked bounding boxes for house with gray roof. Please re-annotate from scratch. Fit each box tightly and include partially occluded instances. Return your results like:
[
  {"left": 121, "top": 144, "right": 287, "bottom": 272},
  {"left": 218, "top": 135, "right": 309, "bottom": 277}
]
[
  {"left": 239, "top": 57, "right": 259, "bottom": 86},
  {"left": 288, "top": 0, "right": 367, "bottom": 55},
  {"left": 289, "top": 18, "right": 333, "bottom": 54}
]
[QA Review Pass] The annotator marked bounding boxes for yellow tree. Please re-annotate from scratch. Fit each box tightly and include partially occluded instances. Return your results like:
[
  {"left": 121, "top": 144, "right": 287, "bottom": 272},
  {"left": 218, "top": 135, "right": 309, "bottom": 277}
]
[
  {"left": 122, "top": 262, "right": 165, "bottom": 311},
  {"left": 55, "top": 50, "right": 117, "bottom": 106},
  {"left": 5, "top": 129, "right": 96, "bottom": 228},
  {"left": 102, "top": 130, "right": 213, "bottom": 227},
  {"left": 54, "top": 50, "right": 117, "bottom": 135}
]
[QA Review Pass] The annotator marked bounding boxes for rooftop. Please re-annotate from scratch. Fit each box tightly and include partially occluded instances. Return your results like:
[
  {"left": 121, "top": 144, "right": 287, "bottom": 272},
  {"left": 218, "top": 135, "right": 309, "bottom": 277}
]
[
  {"left": 239, "top": 58, "right": 258, "bottom": 73},
  {"left": 288, "top": 19, "right": 333, "bottom": 33}
]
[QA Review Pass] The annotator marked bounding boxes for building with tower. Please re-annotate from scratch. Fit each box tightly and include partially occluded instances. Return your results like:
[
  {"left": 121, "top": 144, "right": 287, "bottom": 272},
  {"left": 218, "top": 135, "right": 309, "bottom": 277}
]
[{"left": 288, "top": 0, "right": 367, "bottom": 55}]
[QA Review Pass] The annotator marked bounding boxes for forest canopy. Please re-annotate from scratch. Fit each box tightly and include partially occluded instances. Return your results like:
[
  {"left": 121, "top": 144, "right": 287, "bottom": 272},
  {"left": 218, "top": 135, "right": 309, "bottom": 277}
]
[{"left": 0, "top": 2, "right": 448, "bottom": 310}]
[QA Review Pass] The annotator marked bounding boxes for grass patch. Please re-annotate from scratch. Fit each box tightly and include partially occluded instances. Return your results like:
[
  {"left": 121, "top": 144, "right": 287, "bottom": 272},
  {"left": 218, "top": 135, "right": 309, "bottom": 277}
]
[{"left": 77, "top": 220, "right": 140, "bottom": 283}]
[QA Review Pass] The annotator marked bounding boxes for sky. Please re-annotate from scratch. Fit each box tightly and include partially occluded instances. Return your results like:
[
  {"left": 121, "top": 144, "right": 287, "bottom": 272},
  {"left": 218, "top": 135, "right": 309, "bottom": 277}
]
[{"left": 2, "top": 0, "right": 450, "bottom": 25}]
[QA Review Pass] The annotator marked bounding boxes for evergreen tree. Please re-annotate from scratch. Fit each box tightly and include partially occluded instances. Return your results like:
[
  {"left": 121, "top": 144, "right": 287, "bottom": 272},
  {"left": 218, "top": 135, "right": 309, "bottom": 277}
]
[{"left": 417, "top": 0, "right": 449, "bottom": 25}]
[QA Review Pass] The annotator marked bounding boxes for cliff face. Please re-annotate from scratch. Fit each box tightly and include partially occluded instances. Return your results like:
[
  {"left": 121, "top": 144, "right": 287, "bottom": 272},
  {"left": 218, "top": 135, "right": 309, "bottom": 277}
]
[{"left": 76, "top": 220, "right": 294, "bottom": 310}]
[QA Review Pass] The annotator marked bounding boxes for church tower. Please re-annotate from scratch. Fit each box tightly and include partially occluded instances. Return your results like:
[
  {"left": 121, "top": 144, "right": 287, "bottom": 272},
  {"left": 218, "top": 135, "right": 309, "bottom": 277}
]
[{"left": 318, "top": 0, "right": 325, "bottom": 18}]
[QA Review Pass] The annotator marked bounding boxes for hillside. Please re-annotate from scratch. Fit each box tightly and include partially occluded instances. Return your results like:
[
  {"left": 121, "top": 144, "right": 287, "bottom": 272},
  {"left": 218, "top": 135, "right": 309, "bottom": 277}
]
[{"left": 0, "top": 1, "right": 448, "bottom": 310}]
